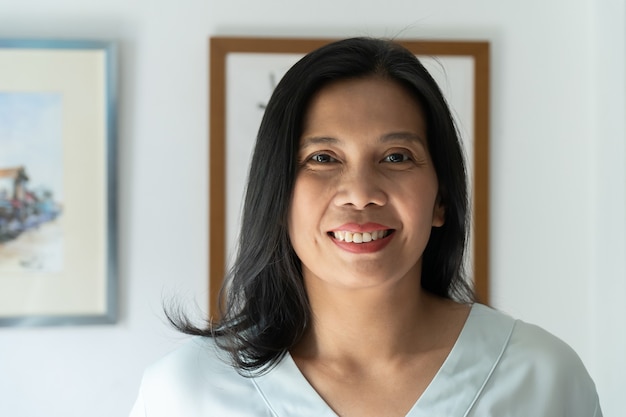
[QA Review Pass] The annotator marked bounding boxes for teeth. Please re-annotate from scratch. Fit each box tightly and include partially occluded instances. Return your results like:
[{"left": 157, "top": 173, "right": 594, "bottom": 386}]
[{"left": 332, "top": 230, "right": 389, "bottom": 243}]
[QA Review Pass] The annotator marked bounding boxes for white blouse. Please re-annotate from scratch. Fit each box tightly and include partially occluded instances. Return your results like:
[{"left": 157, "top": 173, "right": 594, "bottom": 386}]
[{"left": 129, "top": 304, "right": 602, "bottom": 416}]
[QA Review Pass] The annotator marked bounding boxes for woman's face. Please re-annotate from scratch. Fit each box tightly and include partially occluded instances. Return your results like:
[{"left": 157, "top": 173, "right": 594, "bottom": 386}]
[{"left": 288, "top": 76, "right": 444, "bottom": 291}]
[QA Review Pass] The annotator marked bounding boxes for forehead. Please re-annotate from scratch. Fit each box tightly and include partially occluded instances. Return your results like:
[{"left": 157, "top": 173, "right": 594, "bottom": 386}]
[{"left": 301, "top": 76, "right": 426, "bottom": 140}]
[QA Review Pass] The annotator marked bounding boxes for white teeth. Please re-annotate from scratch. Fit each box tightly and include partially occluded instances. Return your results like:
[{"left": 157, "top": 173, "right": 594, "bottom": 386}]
[{"left": 332, "top": 230, "right": 388, "bottom": 243}]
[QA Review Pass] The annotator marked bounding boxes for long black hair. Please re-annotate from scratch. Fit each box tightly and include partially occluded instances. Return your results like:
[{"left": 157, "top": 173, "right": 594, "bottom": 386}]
[{"left": 172, "top": 37, "right": 474, "bottom": 374}]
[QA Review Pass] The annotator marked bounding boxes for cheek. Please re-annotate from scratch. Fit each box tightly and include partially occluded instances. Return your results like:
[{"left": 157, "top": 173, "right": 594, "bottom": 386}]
[
  {"left": 288, "top": 175, "right": 330, "bottom": 248},
  {"left": 288, "top": 177, "right": 315, "bottom": 237},
  {"left": 399, "top": 179, "right": 442, "bottom": 225},
  {"left": 291, "top": 174, "right": 324, "bottom": 208},
  {"left": 432, "top": 201, "right": 445, "bottom": 227}
]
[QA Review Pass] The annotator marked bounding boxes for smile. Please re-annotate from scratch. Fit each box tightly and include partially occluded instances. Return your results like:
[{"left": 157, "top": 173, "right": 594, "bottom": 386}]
[{"left": 330, "top": 229, "right": 393, "bottom": 243}]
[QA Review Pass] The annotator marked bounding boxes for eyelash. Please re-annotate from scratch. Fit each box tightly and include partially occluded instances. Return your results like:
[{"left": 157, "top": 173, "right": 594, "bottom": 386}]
[
  {"left": 301, "top": 150, "right": 416, "bottom": 167},
  {"left": 382, "top": 152, "right": 411, "bottom": 163},
  {"left": 309, "top": 153, "right": 337, "bottom": 163}
]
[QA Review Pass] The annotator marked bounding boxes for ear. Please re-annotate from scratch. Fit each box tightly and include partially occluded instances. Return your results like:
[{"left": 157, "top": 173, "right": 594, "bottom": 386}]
[{"left": 432, "top": 198, "right": 445, "bottom": 227}]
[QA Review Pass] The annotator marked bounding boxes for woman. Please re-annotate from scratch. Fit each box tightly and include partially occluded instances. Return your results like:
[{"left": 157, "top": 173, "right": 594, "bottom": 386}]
[{"left": 130, "top": 37, "right": 602, "bottom": 416}]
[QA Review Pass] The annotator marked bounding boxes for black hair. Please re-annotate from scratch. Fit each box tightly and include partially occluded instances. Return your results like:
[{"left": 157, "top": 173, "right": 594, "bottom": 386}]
[{"left": 171, "top": 37, "right": 474, "bottom": 374}]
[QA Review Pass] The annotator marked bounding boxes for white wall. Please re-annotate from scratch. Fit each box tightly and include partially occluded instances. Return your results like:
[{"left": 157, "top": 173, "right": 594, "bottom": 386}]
[
  {"left": 590, "top": 0, "right": 626, "bottom": 411},
  {"left": 0, "top": 0, "right": 623, "bottom": 416}
]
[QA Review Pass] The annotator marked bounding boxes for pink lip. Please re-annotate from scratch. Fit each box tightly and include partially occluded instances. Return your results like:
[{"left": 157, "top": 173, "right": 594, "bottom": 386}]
[
  {"left": 331, "top": 222, "right": 391, "bottom": 233},
  {"left": 329, "top": 223, "right": 395, "bottom": 254}
]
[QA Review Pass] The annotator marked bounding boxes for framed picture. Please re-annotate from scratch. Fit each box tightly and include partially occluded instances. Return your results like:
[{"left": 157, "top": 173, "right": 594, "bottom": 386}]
[
  {"left": 209, "top": 37, "right": 489, "bottom": 317},
  {"left": 0, "top": 40, "right": 118, "bottom": 326}
]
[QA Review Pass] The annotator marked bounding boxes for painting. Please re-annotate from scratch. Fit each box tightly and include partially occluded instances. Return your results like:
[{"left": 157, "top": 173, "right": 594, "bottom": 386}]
[
  {"left": 0, "top": 40, "right": 117, "bottom": 326},
  {"left": 209, "top": 37, "right": 489, "bottom": 318}
]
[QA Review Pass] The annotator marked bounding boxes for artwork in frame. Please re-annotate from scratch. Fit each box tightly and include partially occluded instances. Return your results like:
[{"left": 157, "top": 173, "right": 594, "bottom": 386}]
[
  {"left": 0, "top": 40, "right": 117, "bottom": 326},
  {"left": 209, "top": 36, "right": 489, "bottom": 318}
]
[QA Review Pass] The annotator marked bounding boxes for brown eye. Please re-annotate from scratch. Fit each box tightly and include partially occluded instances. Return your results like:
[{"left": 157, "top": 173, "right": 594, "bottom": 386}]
[
  {"left": 311, "top": 153, "right": 336, "bottom": 163},
  {"left": 383, "top": 153, "right": 409, "bottom": 163}
]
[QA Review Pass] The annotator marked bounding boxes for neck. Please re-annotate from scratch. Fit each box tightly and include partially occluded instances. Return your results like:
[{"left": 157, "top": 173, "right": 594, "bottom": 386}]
[{"left": 294, "top": 277, "right": 458, "bottom": 366}]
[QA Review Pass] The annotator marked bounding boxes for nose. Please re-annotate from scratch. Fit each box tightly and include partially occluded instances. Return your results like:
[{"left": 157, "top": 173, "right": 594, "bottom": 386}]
[{"left": 333, "top": 164, "right": 388, "bottom": 209}]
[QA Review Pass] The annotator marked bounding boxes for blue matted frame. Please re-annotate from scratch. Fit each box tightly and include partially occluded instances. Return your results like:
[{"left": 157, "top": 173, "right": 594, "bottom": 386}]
[{"left": 0, "top": 39, "right": 118, "bottom": 326}]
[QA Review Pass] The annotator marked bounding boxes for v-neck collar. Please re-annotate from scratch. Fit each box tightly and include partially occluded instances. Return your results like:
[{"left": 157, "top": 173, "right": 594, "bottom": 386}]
[{"left": 252, "top": 304, "right": 516, "bottom": 417}]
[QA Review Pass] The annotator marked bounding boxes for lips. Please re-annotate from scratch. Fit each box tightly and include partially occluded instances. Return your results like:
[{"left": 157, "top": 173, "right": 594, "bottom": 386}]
[
  {"left": 328, "top": 223, "right": 395, "bottom": 252},
  {"left": 330, "top": 229, "right": 393, "bottom": 243}
]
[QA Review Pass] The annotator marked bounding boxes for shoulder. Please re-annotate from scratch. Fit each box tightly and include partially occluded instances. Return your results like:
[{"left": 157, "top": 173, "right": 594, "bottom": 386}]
[
  {"left": 471, "top": 304, "right": 586, "bottom": 368},
  {"left": 131, "top": 337, "right": 271, "bottom": 417},
  {"left": 142, "top": 337, "right": 235, "bottom": 386},
  {"left": 469, "top": 305, "right": 602, "bottom": 416},
  {"left": 504, "top": 311, "right": 593, "bottom": 388},
  {"left": 139, "top": 337, "right": 246, "bottom": 403}
]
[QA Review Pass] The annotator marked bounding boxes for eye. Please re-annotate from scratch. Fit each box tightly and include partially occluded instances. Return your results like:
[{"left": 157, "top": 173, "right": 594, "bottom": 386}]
[
  {"left": 383, "top": 153, "right": 410, "bottom": 163},
  {"left": 310, "top": 153, "right": 336, "bottom": 163}
]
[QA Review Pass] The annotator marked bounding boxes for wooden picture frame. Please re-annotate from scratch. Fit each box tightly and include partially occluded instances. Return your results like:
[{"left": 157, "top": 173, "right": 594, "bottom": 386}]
[
  {"left": 209, "top": 36, "right": 489, "bottom": 318},
  {"left": 0, "top": 40, "right": 118, "bottom": 326}
]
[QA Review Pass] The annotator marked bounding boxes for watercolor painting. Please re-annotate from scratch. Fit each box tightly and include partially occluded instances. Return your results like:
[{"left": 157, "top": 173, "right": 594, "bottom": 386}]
[
  {"left": 0, "top": 92, "right": 64, "bottom": 273},
  {"left": 0, "top": 40, "right": 117, "bottom": 325}
]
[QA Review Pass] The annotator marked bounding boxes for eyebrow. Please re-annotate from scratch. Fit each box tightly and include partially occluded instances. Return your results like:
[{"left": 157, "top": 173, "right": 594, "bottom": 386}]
[
  {"left": 300, "top": 131, "right": 426, "bottom": 148},
  {"left": 380, "top": 131, "right": 427, "bottom": 146},
  {"left": 299, "top": 136, "right": 339, "bottom": 149}
]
